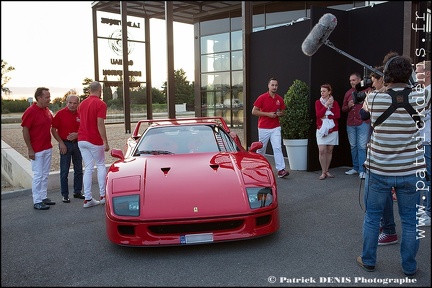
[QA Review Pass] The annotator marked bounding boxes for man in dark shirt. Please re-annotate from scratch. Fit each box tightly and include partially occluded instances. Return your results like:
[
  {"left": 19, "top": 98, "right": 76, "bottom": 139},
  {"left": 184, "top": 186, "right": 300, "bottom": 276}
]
[{"left": 342, "top": 72, "right": 371, "bottom": 179}]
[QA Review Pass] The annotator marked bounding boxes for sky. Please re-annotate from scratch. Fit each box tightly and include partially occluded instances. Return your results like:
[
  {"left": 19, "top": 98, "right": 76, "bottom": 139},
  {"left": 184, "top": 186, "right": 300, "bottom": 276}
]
[{"left": 1, "top": 1, "right": 195, "bottom": 100}]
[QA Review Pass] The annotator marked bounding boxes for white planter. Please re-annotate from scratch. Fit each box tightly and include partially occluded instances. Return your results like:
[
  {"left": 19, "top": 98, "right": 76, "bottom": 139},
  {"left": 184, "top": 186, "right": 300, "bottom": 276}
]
[{"left": 283, "top": 139, "right": 308, "bottom": 171}]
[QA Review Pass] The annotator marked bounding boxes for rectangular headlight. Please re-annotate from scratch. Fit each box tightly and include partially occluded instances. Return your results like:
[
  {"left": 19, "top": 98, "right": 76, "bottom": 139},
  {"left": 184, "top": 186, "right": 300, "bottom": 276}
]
[
  {"left": 246, "top": 187, "right": 273, "bottom": 209},
  {"left": 113, "top": 195, "right": 140, "bottom": 216}
]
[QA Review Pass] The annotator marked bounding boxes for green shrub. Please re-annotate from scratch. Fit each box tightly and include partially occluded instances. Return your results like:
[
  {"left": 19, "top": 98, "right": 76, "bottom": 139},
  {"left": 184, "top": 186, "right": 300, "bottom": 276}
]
[
  {"left": 280, "top": 80, "right": 312, "bottom": 139},
  {"left": 1, "top": 99, "right": 29, "bottom": 113}
]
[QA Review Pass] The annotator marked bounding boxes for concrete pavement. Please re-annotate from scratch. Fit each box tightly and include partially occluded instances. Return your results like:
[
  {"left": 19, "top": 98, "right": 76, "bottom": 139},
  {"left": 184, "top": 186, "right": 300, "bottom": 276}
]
[{"left": 1, "top": 154, "right": 430, "bottom": 286}]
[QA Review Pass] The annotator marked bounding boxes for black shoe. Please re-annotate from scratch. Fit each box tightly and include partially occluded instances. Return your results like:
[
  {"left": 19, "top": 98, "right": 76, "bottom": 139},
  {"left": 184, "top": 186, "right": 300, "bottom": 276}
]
[
  {"left": 34, "top": 202, "right": 50, "bottom": 210},
  {"left": 73, "top": 193, "right": 85, "bottom": 199},
  {"left": 62, "top": 196, "right": 70, "bottom": 203},
  {"left": 404, "top": 268, "right": 418, "bottom": 278},
  {"left": 42, "top": 198, "right": 56, "bottom": 205},
  {"left": 356, "top": 256, "right": 375, "bottom": 272}
]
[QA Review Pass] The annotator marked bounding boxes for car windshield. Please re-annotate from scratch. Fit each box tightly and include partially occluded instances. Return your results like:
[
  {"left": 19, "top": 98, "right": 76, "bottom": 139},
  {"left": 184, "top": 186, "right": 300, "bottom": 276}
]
[{"left": 134, "top": 124, "right": 238, "bottom": 155}]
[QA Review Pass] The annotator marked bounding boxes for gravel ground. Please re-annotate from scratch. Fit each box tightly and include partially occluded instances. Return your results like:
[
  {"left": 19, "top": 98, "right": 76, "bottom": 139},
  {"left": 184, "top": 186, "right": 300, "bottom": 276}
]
[{"left": 2, "top": 123, "right": 132, "bottom": 172}]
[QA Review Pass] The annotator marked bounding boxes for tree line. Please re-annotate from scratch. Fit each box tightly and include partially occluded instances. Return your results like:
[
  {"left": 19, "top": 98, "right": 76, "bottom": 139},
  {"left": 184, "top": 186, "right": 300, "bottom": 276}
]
[{"left": 1, "top": 59, "right": 194, "bottom": 114}]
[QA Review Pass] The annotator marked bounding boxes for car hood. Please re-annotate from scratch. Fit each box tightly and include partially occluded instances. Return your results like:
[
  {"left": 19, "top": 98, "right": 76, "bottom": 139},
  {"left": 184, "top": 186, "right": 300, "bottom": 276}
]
[{"left": 108, "top": 152, "right": 274, "bottom": 220}]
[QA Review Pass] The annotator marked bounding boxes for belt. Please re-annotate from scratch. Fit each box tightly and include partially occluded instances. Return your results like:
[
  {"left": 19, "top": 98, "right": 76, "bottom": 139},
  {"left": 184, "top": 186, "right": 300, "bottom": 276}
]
[{"left": 62, "top": 139, "right": 77, "bottom": 143}]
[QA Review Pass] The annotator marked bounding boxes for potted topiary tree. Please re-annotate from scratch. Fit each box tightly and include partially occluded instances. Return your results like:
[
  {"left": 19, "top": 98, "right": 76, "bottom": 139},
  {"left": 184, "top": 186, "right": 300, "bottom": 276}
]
[{"left": 279, "top": 79, "right": 312, "bottom": 170}]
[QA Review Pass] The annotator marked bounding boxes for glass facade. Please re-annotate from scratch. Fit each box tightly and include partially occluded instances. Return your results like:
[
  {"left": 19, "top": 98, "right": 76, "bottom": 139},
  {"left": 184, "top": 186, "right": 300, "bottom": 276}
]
[
  {"left": 200, "top": 27, "right": 243, "bottom": 127},
  {"left": 197, "top": 1, "right": 364, "bottom": 127}
]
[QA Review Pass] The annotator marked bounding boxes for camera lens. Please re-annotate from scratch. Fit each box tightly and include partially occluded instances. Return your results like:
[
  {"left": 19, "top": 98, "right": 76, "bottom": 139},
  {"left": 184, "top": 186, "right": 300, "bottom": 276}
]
[{"left": 352, "top": 91, "right": 366, "bottom": 104}]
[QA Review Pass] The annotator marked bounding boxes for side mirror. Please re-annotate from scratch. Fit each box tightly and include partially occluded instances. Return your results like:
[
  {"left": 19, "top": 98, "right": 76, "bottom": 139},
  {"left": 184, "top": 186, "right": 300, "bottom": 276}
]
[
  {"left": 111, "top": 148, "right": 124, "bottom": 160},
  {"left": 249, "top": 141, "right": 263, "bottom": 152}
]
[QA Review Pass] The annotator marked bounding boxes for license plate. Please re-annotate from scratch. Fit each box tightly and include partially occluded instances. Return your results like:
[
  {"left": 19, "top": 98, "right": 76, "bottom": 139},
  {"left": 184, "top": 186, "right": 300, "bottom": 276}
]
[{"left": 180, "top": 233, "right": 214, "bottom": 244}]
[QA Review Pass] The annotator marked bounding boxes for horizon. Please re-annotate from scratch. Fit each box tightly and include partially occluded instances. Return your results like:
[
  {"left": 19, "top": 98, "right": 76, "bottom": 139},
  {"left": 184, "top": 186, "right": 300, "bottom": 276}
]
[
  {"left": 2, "top": 83, "right": 174, "bottom": 101},
  {"left": 1, "top": 86, "right": 81, "bottom": 101}
]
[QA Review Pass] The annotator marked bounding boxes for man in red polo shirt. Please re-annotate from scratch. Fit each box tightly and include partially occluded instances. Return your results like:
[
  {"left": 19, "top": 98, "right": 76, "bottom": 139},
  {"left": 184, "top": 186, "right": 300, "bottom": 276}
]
[
  {"left": 252, "top": 77, "right": 289, "bottom": 178},
  {"left": 51, "top": 93, "right": 84, "bottom": 203},
  {"left": 78, "top": 81, "right": 110, "bottom": 208},
  {"left": 22, "top": 87, "right": 56, "bottom": 210}
]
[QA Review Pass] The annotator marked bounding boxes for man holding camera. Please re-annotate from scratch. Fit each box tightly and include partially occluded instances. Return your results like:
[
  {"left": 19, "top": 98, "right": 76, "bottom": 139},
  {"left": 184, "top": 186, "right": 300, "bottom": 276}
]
[
  {"left": 356, "top": 53, "right": 426, "bottom": 278},
  {"left": 342, "top": 72, "right": 371, "bottom": 179}
]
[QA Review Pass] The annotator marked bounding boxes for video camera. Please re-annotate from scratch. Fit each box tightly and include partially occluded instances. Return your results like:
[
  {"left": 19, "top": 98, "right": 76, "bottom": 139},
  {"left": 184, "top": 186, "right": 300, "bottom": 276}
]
[
  {"left": 352, "top": 77, "right": 373, "bottom": 104},
  {"left": 352, "top": 71, "right": 418, "bottom": 105}
]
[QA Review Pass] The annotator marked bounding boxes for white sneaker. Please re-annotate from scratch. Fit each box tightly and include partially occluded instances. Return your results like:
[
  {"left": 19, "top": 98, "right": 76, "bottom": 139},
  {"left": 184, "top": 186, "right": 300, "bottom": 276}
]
[
  {"left": 419, "top": 214, "right": 431, "bottom": 227},
  {"left": 83, "top": 198, "right": 100, "bottom": 208},
  {"left": 100, "top": 196, "right": 106, "bottom": 205},
  {"left": 345, "top": 169, "right": 358, "bottom": 175},
  {"left": 359, "top": 172, "right": 366, "bottom": 179}
]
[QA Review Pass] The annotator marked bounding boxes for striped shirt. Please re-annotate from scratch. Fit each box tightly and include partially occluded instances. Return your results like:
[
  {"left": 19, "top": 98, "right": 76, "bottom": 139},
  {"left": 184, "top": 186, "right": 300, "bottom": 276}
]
[{"left": 365, "top": 85, "right": 427, "bottom": 176}]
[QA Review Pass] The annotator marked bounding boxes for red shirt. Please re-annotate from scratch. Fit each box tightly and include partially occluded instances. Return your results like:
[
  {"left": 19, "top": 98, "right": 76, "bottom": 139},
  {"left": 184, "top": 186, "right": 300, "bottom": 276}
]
[
  {"left": 21, "top": 103, "right": 53, "bottom": 153},
  {"left": 52, "top": 107, "right": 80, "bottom": 140},
  {"left": 253, "top": 92, "right": 286, "bottom": 129},
  {"left": 78, "top": 95, "right": 107, "bottom": 145}
]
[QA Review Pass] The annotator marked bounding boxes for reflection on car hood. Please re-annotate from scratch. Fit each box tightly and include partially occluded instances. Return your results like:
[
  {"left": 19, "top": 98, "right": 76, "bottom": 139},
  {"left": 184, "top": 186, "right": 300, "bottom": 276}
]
[{"left": 108, "top": 152, "right": 274, "bottom": 220}]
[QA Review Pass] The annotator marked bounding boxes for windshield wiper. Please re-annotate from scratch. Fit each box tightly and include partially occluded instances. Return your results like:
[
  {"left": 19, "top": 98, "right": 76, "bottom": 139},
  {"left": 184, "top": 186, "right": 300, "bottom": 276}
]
[{"left": 137, "top": 150, "right": 174, "bottom": 155}]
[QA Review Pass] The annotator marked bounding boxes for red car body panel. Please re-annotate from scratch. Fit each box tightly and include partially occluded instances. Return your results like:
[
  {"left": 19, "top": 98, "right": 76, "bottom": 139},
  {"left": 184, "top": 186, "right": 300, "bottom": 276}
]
[{"left": 105, "top": 117, "right": 280, "bottom": 246}]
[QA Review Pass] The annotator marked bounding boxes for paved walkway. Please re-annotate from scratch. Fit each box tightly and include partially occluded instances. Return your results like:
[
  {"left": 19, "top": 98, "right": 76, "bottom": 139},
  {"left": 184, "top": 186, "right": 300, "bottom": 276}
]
[
  {"left": 2, "top": 156, "right": 430, "bottom": 286},
  {"left": 4, "top": 137, "right": 429, "bottom": 285}
]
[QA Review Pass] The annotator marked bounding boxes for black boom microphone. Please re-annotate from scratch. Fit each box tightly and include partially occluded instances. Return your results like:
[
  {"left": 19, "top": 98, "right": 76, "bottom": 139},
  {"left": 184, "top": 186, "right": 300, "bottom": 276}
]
[
  {"left": 301, "top": 13, "right": 384, "bottom": 77},
  {"left": 301, "top": 13, "right": 337, "bottom": 56}
]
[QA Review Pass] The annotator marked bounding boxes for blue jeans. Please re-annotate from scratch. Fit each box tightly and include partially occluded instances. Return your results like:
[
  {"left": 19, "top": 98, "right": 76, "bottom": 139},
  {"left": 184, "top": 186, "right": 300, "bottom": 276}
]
[
  {"left": 347, "top": 122, "right": 370, "bottom": 173},
  {"left": 422, "top": 144, "right": 431, "bottom": 216},
  {"left": 361, "top": 171, "right": 420, "bottom": 275},
  {"left": 60, "top": 141, "right": 83, "bottom": 197},
  {"left": 379, "top": 191, "right": 396, "bottom": 235}
]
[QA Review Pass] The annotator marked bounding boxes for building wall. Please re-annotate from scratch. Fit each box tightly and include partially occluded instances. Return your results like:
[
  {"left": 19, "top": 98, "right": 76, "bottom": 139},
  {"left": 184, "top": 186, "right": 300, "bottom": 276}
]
[{"left": 248, "top": 1, "right": 405, "bottom": 171}]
